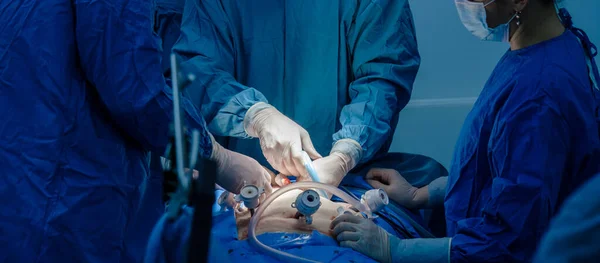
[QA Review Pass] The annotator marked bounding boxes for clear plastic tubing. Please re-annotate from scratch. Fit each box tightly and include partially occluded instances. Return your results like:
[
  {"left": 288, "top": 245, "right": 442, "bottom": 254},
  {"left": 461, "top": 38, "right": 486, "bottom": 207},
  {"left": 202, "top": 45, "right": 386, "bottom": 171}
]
[{"left": 248, "top": 181, "right": 372, "bottom": 263}]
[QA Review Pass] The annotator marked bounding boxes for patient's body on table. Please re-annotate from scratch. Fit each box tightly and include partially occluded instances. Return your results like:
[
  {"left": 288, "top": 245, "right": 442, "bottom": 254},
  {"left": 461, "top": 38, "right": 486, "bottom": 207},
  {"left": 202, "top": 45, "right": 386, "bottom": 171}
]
[
  {"left": 145, "top": 154, "right": 447, "bottom": 263},
  {"left": 233, "top": 186, "right": 359, "bottom": 240}
]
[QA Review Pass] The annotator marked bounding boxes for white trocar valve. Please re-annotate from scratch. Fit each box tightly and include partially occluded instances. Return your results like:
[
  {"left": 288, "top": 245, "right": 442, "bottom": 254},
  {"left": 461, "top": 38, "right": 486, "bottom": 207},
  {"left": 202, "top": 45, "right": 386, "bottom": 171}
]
[{"left": 361, "top": 188, "right": 389, "bottom": 213}]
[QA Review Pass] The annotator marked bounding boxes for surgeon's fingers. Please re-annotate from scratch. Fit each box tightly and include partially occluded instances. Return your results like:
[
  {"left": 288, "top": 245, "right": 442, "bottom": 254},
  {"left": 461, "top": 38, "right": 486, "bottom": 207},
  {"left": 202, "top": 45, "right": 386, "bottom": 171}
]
[
  {"left": 300, "top": 130, "right": 322, "bottom": 159},
  {"left": 366, "top": 179, "right": 389, "bottom": 193},
  {"left": 291, "top": 147, "right": 308, "bottom": 178},
  {"left": 273, "top": 174, "right": 291, "bottom": 187},
  {"left": 294, "top": 172, "right": 313, "bottom": 183},
  {"left": 331, "top": 214, "right": 363, "bottom": 229},
  {"left": 261, "top": 137, "right": 289, "bottom": 176},
  {"left": 366, "top": 168, "right": 395, "bottom": 184},
  {"left": 339, "top": 241, "right": 358, "bottom": 250},
  {"left": 264, "top": 182, "right": 274, "bottom": 195},
  {"left": 264, "top": 166, "right": 282, "bottom": 187},
  {"left": 283, "top": 144, "right": 302, "bottom": 177},
  {"left": 336, "top": 231, "right": 361, "bottom": 242},
  {"left": 332, "top": 222, "right": 358, "bottom": 236},
  {"left": 265, "top": 152, "right": 287, "bottom": 176},
  {"left": 262, "top": 172, "right": 274, "bottom": 196},
  {"left": 259, "top": 183, "right": 273, "bottom": 204},
  {"left": 262, "top": 165, "right": 276, "bottom": 177}
]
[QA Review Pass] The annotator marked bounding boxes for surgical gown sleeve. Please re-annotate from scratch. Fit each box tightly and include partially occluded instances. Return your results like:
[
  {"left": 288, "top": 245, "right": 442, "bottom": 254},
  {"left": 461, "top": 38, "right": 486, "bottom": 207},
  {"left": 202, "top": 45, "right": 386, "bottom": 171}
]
[
  {"left": 533, "top": 173, "right": 600, "bottom": 263},
  {"left": 335, "top": 0, "right": 420, "bottom": 163},
  {"left": 173, "top": 0, "right": 268, "bottom": 138},
  {"left": 451, "top": 89, "right": 569, "bottom": 262},
  {"left": 74, "top": 0, "right": 212, "bottom": 157}
]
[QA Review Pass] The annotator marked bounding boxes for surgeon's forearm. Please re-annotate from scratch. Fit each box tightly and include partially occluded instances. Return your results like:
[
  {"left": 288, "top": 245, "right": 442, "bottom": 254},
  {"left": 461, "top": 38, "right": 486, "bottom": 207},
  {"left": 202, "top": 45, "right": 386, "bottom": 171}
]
[
  {"left": 205, "top": 89, "right": 269, "bottom": 138},
  {"left": 339, "top": 0, "right": 419, "bottom": 165},
  {"left": 389, "top": 236, "right": 451, "bottom": 263},
  {"left": 329, "top": 139, "right": 364, "bottom": 171},
  {"left": 333, "top": 90, "right": 401, "bottom": 165},
  {"left": 176, "top": 59, "right": 269, "bottom": 138},
  {"left": 413, "top": 176, "right": 448, "bottom": 209},
  {"left": 173, "top": 0, "right": 269, "bottom": 139}
]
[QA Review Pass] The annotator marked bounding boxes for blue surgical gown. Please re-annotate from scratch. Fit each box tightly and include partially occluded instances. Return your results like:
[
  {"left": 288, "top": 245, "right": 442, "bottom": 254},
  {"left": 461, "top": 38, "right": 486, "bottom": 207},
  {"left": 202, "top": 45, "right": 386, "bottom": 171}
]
[
  {"left": 154, "top": 0, "right": 186, "bottom": 75},
  {"left": 533, "top": 173, "right": 600, "bottom": 263},
  {"left": 445, "top": 30, "right": 600, "bottom": 263},
  {"left": 174, "top": 0, "right": 420, "bottom": 167},
  {"left": 0, "top": 0, "right": 213, "bottom": 262}
]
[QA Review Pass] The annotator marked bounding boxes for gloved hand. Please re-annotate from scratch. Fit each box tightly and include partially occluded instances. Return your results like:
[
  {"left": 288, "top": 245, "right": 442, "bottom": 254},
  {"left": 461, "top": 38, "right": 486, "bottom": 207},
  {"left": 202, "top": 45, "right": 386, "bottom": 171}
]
[
  {"left": 210, "top": 135, "right": 273, "bottom": 196},
  {"left": 332, "top": 214, "right": 452, "bottom": 263},
  {"left": 261, "top": 165, "right": 291, "bottom": 187},
  {"left": 366, "top": 168, "right": 422, "bottom": 209},
  {"left": 331, "top": 214, "right": 392, "bottom": 263},
  {"left": 244, "top": 102, "right": 322, "bottom": 176},
  {"left": 308, "top": 152, "right": 352, "bottom": 186},
  {"left": 308, "top": 139, "right": 363, "bottom": 186},
  {"left": 367, "top": 168, "right": 448, "bottom": 209}
]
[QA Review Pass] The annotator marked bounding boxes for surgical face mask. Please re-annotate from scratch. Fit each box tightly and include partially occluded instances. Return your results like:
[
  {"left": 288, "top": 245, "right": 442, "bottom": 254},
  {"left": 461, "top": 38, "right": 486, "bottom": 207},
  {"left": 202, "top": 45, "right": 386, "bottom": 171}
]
[{"left": 455, "top": 0, "right": 517, "bottom": 42}]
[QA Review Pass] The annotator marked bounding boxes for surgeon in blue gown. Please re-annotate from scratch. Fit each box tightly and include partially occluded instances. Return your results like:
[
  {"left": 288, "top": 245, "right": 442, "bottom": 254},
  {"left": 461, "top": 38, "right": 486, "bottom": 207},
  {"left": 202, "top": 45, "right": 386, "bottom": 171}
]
[
  {"left": 533, "top": 173, "right": 600, "bottom": 263},
  {"left": 125, "top": 1, "right": 188, "bottom": 260},
  {"left": 169, "top": 0, "right": 443, "bottom": 188},
  {"left": 0, "top": 0, "right": 274, "bottom": 262},
  {"left": 331, "top": 0, "right": 600, "bottom": 262},
  {"left": 155, "top": 0, "right": 186, "bottom": 76}
]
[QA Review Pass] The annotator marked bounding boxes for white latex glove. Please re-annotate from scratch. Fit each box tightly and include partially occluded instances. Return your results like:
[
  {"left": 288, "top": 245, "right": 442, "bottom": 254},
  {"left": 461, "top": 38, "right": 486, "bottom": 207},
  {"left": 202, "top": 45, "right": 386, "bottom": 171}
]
[
  {"left": 366, "top": 168, "right": 422, "bottom": 209},
  {"left": 210, "top": 136, "right": 273, "bottom": 196},
  {"left": 244, "top": 102, "right": 322, "bottom": 176},
  {"left": 308, "top": 152, "right": 352, "bottom": 186},
  {"left": 331, "top": 214, "right": 392, "bottom": 263},
  {"left": 308, "top": 139, "right": 362, "bottom": 186}
]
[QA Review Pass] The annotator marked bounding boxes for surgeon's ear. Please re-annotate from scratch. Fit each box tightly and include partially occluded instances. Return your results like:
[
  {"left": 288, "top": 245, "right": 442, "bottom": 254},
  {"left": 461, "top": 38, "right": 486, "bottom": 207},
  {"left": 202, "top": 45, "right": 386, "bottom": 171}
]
[{"left": 509, "top": 0, "right": 528, "bottom": 12}]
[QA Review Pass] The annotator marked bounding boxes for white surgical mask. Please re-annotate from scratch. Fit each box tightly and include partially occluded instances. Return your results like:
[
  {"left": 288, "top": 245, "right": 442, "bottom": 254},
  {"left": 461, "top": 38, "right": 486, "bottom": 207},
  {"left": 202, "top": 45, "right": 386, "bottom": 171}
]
[{"left": 455, "top": 0, "right": 517, "bottom": 42}]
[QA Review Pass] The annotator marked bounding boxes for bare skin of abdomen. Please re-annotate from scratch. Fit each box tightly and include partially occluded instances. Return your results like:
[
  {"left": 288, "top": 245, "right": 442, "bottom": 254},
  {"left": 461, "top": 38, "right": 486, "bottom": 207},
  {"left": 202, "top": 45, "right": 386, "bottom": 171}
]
[{"left": 233, "top": 187, "right": 358, "bottom": 240}]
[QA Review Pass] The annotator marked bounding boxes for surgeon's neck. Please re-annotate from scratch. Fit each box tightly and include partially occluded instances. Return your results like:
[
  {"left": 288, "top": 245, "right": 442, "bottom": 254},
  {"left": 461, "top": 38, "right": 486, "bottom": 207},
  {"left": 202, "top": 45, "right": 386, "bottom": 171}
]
[{"left": 509, "top": 4, "right": 565, "bottom": 51}]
